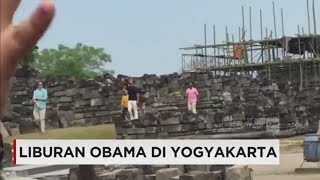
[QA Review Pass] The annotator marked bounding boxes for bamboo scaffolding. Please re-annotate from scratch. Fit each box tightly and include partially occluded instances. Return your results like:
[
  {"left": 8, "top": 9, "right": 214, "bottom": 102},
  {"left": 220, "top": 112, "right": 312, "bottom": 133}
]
[
  {"left": 307, "top": 0, "right": 311, "bottom": 34},
  {"left": 180, "top": 0, "right": 320, "bottom": 90}
]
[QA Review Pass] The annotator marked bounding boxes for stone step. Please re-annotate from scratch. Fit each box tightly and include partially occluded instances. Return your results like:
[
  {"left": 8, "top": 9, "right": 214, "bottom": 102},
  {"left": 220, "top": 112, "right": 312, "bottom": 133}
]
[
  {"left": 3, "top": 165, "right": 77, "bottom": 177},
  {"left": 1, "top": 175, "right": 36, "bottom": 180},
  {"left": 29, "top": 168, "right": 70, "bottom": 180}
]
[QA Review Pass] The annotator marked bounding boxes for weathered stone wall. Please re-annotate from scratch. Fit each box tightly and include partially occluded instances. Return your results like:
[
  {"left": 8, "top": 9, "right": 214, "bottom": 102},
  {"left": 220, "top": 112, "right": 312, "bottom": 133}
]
[
  {"left": 115, "top": 73, "right": 320, "bottom": 139},
  {"left": 2, "top": 68, "right": 320, "bottom": 179},
  {"left": 3, "top": 68, "right": 320, "bottom": 138}
]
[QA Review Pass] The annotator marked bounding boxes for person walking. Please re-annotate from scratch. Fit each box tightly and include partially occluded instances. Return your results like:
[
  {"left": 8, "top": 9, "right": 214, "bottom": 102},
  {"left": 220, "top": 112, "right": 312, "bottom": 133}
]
[
  {"left": 186, "top": 83, "right": 199, "bottom": 114},
  {"left": 121, "top": 90, "right": 129, "bottom": 120},
  {"left": 33, "top": 82, "right": 48, "bottom": 134},
  {"left": 126, "top": 80, "right": 140, "bottom": 120}
]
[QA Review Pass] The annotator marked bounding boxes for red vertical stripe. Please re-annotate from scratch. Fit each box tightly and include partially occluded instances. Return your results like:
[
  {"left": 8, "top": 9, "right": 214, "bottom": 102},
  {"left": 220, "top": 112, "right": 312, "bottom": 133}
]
[{"left": 13, "top": 139, "right": 16, "bottom": 164}]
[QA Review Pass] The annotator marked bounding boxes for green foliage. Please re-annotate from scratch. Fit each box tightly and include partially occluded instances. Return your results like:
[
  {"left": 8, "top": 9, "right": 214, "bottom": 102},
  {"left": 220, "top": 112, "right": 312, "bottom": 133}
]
[
  {"left": 158, "top": 87, "right": 169, "bottom": 97},
  {"left": 158, "top": 86, "right": 186, "bottom": 97},
  {"left": 33, "top": 43, "right": 112, "bottom": 79},
  {"left": 21, "top": 45, "right": 39, "bottom": 67}
]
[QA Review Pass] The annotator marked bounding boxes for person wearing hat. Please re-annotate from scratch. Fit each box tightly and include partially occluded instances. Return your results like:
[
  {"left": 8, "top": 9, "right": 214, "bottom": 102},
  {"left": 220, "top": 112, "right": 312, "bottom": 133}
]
[{"left": 32, "top": 82, "right": 48, "bottom": 134}]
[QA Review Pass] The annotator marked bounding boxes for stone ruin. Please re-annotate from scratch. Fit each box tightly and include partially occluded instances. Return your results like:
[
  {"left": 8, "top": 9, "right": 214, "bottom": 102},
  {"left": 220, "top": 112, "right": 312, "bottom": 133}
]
[
  {"left": 1, "top": 68, "right": 320, "bottom": 179},
  {"left": 67, "top": 165, "right": 251, "bottom": 180},
  {"left": 3, "top": 68, "right": 320, "bottom": 139}
]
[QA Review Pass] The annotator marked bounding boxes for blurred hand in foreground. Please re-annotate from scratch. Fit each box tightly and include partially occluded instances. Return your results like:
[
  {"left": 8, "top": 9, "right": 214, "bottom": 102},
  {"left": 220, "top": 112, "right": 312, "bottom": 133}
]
[{"left": 0, "top": 0, "right": 55, "bottom": 118}]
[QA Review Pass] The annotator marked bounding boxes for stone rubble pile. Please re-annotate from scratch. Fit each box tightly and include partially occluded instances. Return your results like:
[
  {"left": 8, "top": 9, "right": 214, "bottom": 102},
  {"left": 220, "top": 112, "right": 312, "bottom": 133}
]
[{"left": 67, "top": 164, "right": 247, "bottom": 180}]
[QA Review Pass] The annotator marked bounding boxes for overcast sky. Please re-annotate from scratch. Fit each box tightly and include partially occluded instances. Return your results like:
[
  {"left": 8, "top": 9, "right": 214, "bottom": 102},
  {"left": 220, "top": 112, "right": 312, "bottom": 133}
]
[{"left": 14, "top": 0, "right": 320, "bottom": 76}]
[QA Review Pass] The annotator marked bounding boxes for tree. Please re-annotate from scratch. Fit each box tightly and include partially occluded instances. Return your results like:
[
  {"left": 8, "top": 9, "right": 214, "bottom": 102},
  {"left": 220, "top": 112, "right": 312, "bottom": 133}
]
[
  {"left": 33, "top": 43, "right": 112, "bottom": 79},
  {"left": 20, "top": 45, "right": 39, "bottom": 68}
]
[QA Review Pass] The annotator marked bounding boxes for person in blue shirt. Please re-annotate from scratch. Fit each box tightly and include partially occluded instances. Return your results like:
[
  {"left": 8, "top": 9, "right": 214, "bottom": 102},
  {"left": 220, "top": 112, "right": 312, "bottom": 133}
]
[{"left": 33, "top": 82, "right": 48, "bottom": 134}]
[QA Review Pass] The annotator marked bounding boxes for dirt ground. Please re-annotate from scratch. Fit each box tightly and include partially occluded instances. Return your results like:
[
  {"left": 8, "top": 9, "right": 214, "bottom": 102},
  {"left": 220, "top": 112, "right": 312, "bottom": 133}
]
[
  {"left": 253, "top": 174, "right": 320, "bottom": 180},
  {"left": 250, "top": 139, "right": 320, "bottom": 180}
]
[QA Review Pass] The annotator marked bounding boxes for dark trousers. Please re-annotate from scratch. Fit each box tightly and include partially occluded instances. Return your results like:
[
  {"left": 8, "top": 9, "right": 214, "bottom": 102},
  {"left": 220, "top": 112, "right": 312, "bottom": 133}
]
[{"left": 121, "top": 107, "right": 128, "bottom": 120}]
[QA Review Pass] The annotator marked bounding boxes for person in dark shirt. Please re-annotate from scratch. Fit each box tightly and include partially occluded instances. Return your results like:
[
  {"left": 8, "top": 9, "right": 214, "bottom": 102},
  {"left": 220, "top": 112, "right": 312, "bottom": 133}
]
[{"left": 126, "top": 80, "right": 140, "bottom": 120}]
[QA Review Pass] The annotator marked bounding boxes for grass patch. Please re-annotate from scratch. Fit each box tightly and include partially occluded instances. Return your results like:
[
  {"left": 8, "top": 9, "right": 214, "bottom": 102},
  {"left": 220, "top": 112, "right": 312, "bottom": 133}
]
[
  {"left": 279, "top": 136, "right": 304, "bottom": 154},
  {"left": 280, "top": 136, "right": 303, "bottom": 144},
  {"left": 282, "top": 136, "right": 304, "bottom": 141},
  {"left": 4, "top": 124, "right": 116, "bottom": 144}
]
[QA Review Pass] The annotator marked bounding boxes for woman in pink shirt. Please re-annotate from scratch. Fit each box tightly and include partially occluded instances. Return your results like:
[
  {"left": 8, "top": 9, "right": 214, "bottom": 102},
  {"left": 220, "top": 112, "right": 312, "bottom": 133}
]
[{"left": 185, "top": 83, "right": 199, "bottom": 114}]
